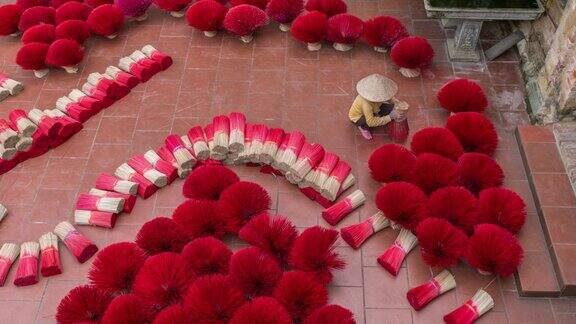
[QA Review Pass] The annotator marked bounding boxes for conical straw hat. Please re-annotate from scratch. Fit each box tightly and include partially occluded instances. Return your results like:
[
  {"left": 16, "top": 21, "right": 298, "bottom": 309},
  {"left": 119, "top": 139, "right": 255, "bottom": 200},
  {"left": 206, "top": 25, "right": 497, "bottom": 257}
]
[{"left": 356, "top": 74, "right": 398, "bottom": 102}]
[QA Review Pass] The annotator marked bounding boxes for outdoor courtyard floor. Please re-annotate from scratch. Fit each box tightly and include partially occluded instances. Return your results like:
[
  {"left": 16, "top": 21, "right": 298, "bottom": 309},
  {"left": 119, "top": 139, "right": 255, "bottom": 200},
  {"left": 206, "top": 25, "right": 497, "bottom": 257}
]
[{"left": 0, "top": 0, "right": 575, "bottom": 323}]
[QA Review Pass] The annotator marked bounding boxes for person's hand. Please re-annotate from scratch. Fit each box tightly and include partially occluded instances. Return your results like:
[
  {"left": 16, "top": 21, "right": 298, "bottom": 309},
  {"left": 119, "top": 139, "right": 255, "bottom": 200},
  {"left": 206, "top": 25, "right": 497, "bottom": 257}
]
[{"left": 389, "top": 109, "right": 404, "bottom": 121}]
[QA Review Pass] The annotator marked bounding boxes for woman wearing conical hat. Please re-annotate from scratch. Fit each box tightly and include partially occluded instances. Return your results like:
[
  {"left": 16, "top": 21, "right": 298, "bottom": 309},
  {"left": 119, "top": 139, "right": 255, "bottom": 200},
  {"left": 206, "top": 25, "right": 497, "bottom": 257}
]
[{"left": 349, "top": 74, "right": 409, "bottom": 140}]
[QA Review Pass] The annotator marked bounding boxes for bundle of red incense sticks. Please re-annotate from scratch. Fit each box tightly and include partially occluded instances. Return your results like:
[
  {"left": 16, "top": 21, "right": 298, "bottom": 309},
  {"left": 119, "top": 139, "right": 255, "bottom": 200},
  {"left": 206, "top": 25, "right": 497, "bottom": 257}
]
[
  {"left": 54, "top": 221, "right": 98, "bottom": 263},
  {"left": 39, "top": 232, "right": 62, "bottom": 277},
  {"left": 13, "top": 241, "right": 39, "bottom": 286},
  {"left": 444, "top": 289, "right": 494, "bottom": 323},
  {"left": 377, "top": 228, "right": 418, "bottom": 276},
  {"left": 115, "top": 163, "right": 158, "bottom": 199},
  {"left": 187, "top": 127, "right": 210, "bottom": 160},
  {"left": 322, "top": 190, "right": 366, "bottom": 226},
  {"left": 407, "top": 270, "right": 456, "bottom": 311},
  {"left": 0, "top": 243, "right": 19, "bottom": 287},
  {"left": 143, "top": 150, "right": 178, "bottom": 184},
  {"left": 341, "top": 211, "right": 391, "bottom": 249}
]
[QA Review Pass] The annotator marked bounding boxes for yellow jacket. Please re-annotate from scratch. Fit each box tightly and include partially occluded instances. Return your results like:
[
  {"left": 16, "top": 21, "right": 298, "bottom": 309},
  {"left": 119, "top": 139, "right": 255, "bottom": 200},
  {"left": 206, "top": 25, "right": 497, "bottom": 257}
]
[{"left": 348, "top": 95, "right": 392, "bottom": 127}]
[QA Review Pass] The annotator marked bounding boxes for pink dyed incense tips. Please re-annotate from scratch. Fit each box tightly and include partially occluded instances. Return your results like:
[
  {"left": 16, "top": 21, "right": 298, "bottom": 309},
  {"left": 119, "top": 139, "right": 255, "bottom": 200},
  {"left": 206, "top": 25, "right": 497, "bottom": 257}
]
[
  {"left": 56, "top": 96, "right": 93, "bottom": 123},
  {"left": 0, "top": 243, "right": 19, "bottom": 286},
  {"left": 28, "top": 108, "right": 61, "bottom": 138},
  {"left": 68, "top": 89, "right": 105, "bottom": 112},
  {"left": 228, "top": 112, "right": 246, "bottom": 153},
  {"left": 321, "top": 160, "right": 351, "bottom": 201},
  {"left": 87, "top": 72, "right": 128, "bottom": 99},
  {"left": 129, "top": 50, "right": 162, "bottom": 74},
  {"left": 95, "top": 173, "right": 138, "bottom": 195},
  {"left": 128, "top": 155, "right": 168, "bottom": 187},
  {"left": 89, "top": 188, "right": 136, "bottom": 213},
  {"left": 105, "top": 65, "right": 140, "bottom": 89},
  {"left": 142, "top": 45, "right": 173, "bottom": 70},
  {"left": 276, "top": 131, "right": 305, "bottom": 172},
  {"left": 165, "top": 134, "right": 195, "bottom": 169},
  {"left": 156, "top": 146, "right": 190, "bottom": 179},
  {"left": 143, "top": 150, "right": 178, "bottom": 184},
  {"left": 248, "top": 124, "right": 268, "bottom": 163},
  {"left": 444, "top": 289, "right": 494, "bottom": 324},
  {"left": 341, "top": 211, "right": 390, "bottom": 249},
  {"left": 377, "top": 228, "right": 418, "bottom": 276},
  {"left": 118, "top": 57, "right": 153, "bottom": 82},
  {"left": 212, "top": 115, "right": 230, "bottom": 155},
  {"left": 187, "top": 127, "right": 210, "bottom": 160},
  {"left": 76, "top": 193, "right": 125, "bottom": 213},
  {"left": 260, "top": 127, "right": 284, "bottom": 164},
  {"left": 303, "top": 152, "right": 338, "bottom": 191},
  {"left": 81, "top": 82, "right": 112, "bottom": 107},
  {"left": 74, "top": 210, "right": 117, "bottom": 229},
  {"left": 288, "top": 143, "right": 325, "bottom": 183},
  {"left": 407, "top": 270, "right": 455, "bottom": 311},
  {"left": 54, "top": 221, "right": 98, "bottom": 263},
  {"left": 115, "top": 163, "right": 157, "bottom": 199},
  {"left": 322, "top": 190, "right": 365, "bottom": 226},
  {"left": 39, "top": 232, "right": 61, "bottom": 277},
  {"left": 13, "top": 241, "right": 39, "bottom": 286},
  {"left": 8, "top": 109, "right": 37, "bottom": 137},
  {"left": 43, "top": 109, "right": 83, "bottom": 140}
]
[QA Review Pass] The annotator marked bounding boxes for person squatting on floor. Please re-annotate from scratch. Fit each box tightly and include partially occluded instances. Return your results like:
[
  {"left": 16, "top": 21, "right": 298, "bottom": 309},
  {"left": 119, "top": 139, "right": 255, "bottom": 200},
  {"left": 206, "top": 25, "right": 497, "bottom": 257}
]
[{"left": 349, "top": 74, "right": 409, "bottom": 140}]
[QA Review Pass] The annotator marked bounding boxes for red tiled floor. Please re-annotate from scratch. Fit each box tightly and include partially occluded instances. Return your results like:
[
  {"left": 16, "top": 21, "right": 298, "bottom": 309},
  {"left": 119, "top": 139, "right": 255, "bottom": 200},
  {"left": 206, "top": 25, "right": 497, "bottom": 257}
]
[{"left": 0, "top": 1, "right": 570, "bottom": 322}]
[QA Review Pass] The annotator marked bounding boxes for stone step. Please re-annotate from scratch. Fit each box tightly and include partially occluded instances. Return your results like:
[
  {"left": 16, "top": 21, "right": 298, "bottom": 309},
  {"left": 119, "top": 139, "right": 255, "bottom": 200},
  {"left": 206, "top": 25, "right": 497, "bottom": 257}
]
[{"left": 516, "top": 125, "right": 576, "bottom": 296}]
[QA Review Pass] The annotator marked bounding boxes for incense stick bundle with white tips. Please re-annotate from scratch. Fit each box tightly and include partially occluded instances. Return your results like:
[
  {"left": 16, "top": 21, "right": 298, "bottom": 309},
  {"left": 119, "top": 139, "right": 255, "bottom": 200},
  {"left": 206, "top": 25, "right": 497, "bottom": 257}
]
[
  {"left": 95, "top": 173, "right": 138, "bottom": 195},
  {"left": 259, "top": 128, "right": 284, "bottom": 165},
  {"left": 105, "top": 66, "right": 140, "bottom": 89},
  {"left": 13, "top": 241, "right": 40, "bottom": 286},
  {"left": 341, "top": 211, "right": 391, "bottom": 249},
  {"left": 0, "top": 143, "right": 16, "bottom": 160},
  {"left": 311, "top": 153, "right": 340, "bottom": 191},
  {"left": 276, "top": 131, "right": 305, "bottom": 173},
  {"left": 320, "top": 161, "right": 352, "bottom": 201},
  {"left": 236, "top": 124, "right": 253, "bottom": 164},
  {"left": 8, "top": 109, "right": 36, "bottom": 137},
  {"left": 187, "top": 127, "right": 210, "bottom": 160},
  {"left": 74, "top": 210, "right": 117, "bottom": 228},
  {"left": 228, "top": 112, "right": 246, "bottom": 153},
  {"left": 377, "top": 228, "right": 418, "bottom": 276},
  {"left": 0, "top": 73, "right": 24, "bottom": 95},
  {"left": 204, "top": 123, "right": 216, "bottom": 155},
  {"left": 407, "top": 270, "right": 456, "bottom": 311},
  {"left": 444, "top": 289, "right": 494, "bottom": 324},
  {"left": 89, "top": 188, "right": 136, "bottom": 213},
  {"left": 81, "top": 82, "right": 110, "bottom": 103},
  {"left": 0, "top": 118, "right": 19, "bottom": 148},
  {"left": 55, "top": 96, "right": 93, "bottom": 123},
  {"left": 212, "top": 115, "right": 230, "bottom": 155},
  {"left": 115, "top": 163, "right": 158, "bottom": 199},
  {"left": 0, "top": 87, "right": 9, "bottom": 101},
  {"left": 321, "top": 190, "right": 366, "bottom": 226},
  {"left": 39, "top": 232, "right": 61, "bottom": 277},
  {"left": 0, "top": 243, "right": 19, "bottom": 286},
  {"left": 165, "top": 134, "right": 195, "bottom": 169},
  {"left": 128, "top": 155, "right": 168, "bottom": 187},
  {"left": 87, "top": 72, "right": 119, "bottom": 97},
  {"left": 14, "top": 135, "right": 32, "bottom": 152},
  {"left": 68, "top": 89, "right": 104, "bottom": 112},
  {"left": 76, "top": 193, "right": 124, "bottom": 213},
  {"left": 272, "top": 135, "right": 289, "bottom": 170},
  {"left": 156, "top": 147, "right": 190, "bottom": 179},
  {"left": 129, "top": 50, "right": 161, "bottom": 72},
  {"left": 118, "top": 57, "right": 153, "bottom": 82},
  {"left": 143, "top": 150, "right": 178, "bottom": 183},
  {"left": 142, "top": 45, "right": 173, "bottom": 70},
  {"left": 248, "top": 124, "right": 268, "bottom": 163},
  {"left": 54, "top": 221, "right": 98, "bottom": 263},
  {"left": 28, "top": 108, "right": 60, "bottom": 138},
  {"left": 0, "top": 204, "right": 6, "bottom": 223},
  {"left": 288, "top": 143, "right": 325, "bottom": 184},
  {"left": 43, "top": 109, "right": 83, "bottom": 141},
  {"left": 180, "top": 135, "right": 192, "bottom": 150}
]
